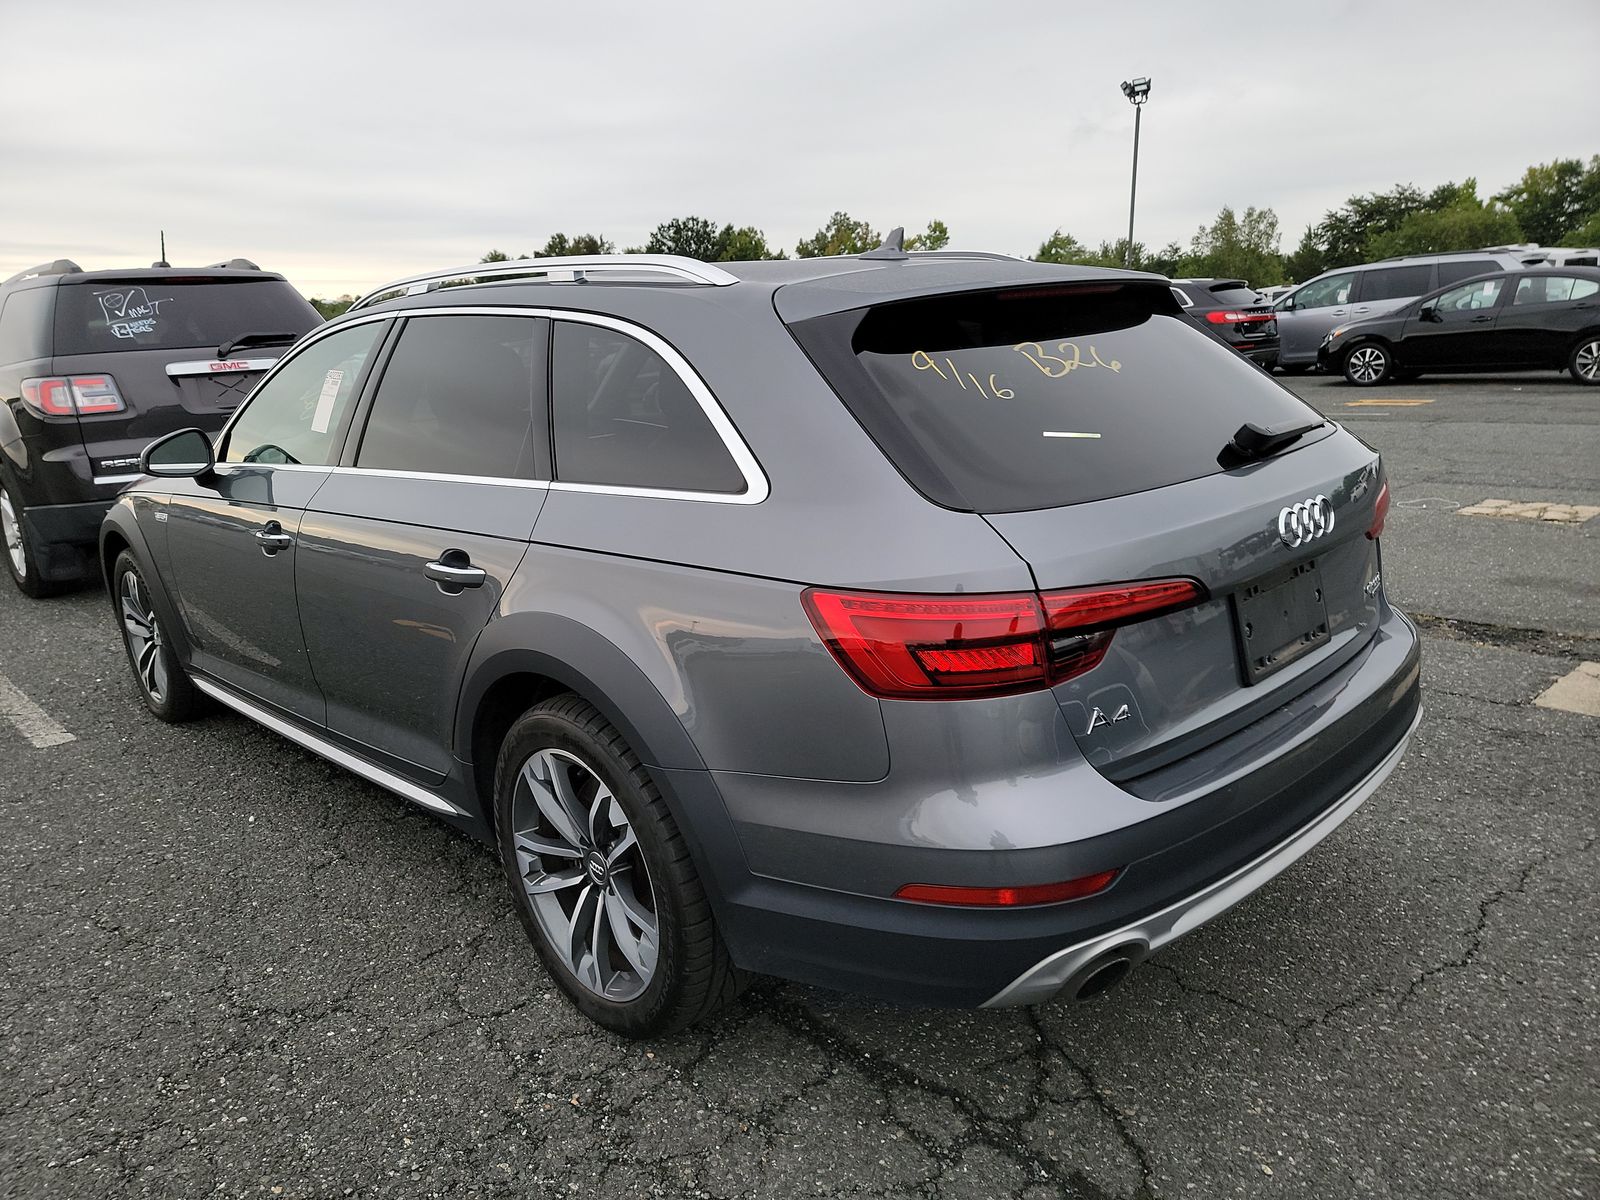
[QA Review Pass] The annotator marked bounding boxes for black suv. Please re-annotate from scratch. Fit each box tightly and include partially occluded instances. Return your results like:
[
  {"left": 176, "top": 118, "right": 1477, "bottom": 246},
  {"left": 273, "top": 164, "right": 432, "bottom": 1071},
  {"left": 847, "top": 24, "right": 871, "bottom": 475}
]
[
  {"left": 1170, "top": 278, "right": 1279, "bottom": 366},
  {"left": 0, "top": 259, "right": 321, "bottom": 595}
]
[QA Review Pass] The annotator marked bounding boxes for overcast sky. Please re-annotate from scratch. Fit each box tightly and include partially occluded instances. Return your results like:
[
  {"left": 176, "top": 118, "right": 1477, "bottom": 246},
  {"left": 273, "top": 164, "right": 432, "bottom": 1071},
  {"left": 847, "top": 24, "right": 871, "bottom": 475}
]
[{"left": 3, "top": 0, "right": 1596, "bottom": 298}]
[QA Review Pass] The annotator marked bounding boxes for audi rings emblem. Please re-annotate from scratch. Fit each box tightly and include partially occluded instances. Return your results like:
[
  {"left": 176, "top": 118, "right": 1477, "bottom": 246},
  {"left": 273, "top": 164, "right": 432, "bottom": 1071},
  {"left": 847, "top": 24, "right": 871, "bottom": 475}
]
[{"left": 1278, "top": 495, "right": 1335, "bottom": 548}]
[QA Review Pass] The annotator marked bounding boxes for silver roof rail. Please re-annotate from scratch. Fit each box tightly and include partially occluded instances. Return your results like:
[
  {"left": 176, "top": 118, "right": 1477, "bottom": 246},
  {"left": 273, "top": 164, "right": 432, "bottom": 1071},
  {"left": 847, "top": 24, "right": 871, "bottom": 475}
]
[
  {"left": 906, "top": 249, "right": 1027, "bottom": 262},
  {"left": 3, "top": 259, "right": 82, "bottom": 287},
  {"left": 350, "top": 254, "right": 740, "bottom": 312}
]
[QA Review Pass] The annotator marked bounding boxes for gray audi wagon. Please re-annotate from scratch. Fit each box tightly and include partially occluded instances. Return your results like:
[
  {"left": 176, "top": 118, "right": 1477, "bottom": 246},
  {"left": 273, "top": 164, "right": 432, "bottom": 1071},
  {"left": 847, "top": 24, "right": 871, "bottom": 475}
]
[{"left": 101, "top": 249, "right": 1421, "bottom": 1036}]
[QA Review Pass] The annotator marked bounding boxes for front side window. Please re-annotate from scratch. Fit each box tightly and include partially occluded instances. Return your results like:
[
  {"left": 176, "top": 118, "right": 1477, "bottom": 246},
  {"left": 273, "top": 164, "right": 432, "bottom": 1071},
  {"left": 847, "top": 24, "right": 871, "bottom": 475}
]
[
  {"left": 550, "top": 321, "right": 745, "bottom": 494},
  {"left": 223, "top": 322, "right": 385, "bottom": 465},
  {"left": 1513, "top": 276, "right": 1598, "bottom": 305},
  {"left": 1293, "top": 273, "right": 1356, "bottom": 309},
  {"left": 355, "top": 314, "right": 542, "bottom": 479},
  {"left": 1360, "top": 265, "right": 1432, "bottom": 303},
  {"left": 1433, "top": 278, "right": 1505, "bottom": 314}
]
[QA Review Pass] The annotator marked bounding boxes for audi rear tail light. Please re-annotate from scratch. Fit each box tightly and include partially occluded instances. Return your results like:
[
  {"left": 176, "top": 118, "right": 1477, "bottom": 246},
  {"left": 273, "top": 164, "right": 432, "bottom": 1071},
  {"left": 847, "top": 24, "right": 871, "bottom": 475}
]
[
  {"left": 802, "top": 578, "right": 1205, "bottom": 700},
  {"left": 21, "top": 375, "right": 126, "bottom": 417},
  {"left": 1366, "top": 481, "right": 1390, "bottom": 540}
]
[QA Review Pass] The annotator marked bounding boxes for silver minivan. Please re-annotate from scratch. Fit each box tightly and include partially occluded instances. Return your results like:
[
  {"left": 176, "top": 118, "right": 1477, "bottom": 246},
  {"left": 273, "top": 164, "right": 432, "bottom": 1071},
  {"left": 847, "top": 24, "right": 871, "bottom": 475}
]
[{"left": 1272, "top": 251, "right": 1530, "bottom": 372}]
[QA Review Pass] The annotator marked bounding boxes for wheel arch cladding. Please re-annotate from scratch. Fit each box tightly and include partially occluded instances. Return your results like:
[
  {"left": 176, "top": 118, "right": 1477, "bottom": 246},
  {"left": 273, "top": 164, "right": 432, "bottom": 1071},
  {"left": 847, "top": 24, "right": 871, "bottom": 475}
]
[{"left": 456, "top": 612, "right": 712, "bottom": 831}]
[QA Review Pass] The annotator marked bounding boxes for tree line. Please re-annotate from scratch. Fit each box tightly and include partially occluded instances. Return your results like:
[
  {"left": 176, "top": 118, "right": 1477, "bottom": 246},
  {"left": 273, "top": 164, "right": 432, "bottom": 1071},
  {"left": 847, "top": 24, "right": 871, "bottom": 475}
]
[{"left": 309, "top": 155, "right": 1598, "bottom": 315}]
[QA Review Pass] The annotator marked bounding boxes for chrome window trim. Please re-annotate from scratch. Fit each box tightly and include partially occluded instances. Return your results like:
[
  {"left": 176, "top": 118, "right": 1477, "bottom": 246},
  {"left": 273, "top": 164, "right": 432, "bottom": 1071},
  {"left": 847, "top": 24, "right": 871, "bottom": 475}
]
[
  {"left": 331, "top": 465, "right": 551, "bottom": 492},
  {"left": 191, "top": 677, "right": 462, "bottom": 817},
  {"left": 214, "top": 306, "right": 770, "bottom": 505}
]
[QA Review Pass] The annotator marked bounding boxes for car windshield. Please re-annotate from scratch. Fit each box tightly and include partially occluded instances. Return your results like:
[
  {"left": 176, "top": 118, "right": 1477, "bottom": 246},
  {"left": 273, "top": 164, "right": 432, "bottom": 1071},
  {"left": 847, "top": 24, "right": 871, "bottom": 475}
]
[
  {"left": 788, "top": 284, "right": 1322, "bottom": 513},
  {"left": 54, "top": 279, "right": 320, "bottom": 354}
]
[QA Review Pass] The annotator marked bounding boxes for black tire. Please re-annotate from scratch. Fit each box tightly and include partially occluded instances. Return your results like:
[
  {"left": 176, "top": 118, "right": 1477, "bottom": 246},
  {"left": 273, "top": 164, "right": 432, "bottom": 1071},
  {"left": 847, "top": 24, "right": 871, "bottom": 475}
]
[
  {"left": 1343, "top": 341, "right": 1392, "bottom": 387},
  {"left": 1568, "top": 335, "right": 1600, "bottom": 385},
  {"left": 112, "top": 550, "right": 202, "bottom": 722},
  {"left": 494, "top": 694, "right": 745, "bottom": 1037},
  {"left": 1, "top": 476, "right": 64, "bottom": 598}
]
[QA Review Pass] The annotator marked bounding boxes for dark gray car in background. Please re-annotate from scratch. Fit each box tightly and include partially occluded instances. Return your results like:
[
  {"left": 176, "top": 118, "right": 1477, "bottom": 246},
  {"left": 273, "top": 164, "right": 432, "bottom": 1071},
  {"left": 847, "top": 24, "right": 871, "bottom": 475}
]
[
  {"left": 0, "top": 259, "right": 320, "bottom": 595},
  {"left": 101, "top": 251, "right": 1421, "bottom": 1036}
]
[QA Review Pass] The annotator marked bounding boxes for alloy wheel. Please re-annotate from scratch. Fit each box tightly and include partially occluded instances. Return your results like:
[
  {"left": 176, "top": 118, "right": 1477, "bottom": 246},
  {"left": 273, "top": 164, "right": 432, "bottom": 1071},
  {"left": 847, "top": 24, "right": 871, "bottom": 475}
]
[
  {"left": 510, "top": 747, "right": 659, "bottom": 1002},
  {"left": 1348, "top": 346, "right": 1387, "bottom": 384},
  {"left": 119, "top": 570, "right": 169, "bottom": 703},
  {"left": 1577, "top": 340, "right": 1600, "bottom": 382},
  {"left": 1, "top": 491, "right": 25, "bottom": 579}
]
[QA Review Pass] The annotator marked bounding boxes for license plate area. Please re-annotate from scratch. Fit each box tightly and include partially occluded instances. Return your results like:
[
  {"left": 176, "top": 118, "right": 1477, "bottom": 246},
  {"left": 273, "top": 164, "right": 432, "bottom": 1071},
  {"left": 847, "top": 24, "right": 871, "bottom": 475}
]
[{"left": 1233, "top": 559, "right": 1330, "bottom": 684}]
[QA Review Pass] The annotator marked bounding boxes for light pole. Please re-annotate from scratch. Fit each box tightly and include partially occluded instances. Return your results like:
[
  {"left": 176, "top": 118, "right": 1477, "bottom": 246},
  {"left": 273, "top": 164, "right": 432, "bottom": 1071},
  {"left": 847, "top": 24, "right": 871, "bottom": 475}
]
[{"left": 1120, "top": 77, "right": 1151, "bottom": 268}]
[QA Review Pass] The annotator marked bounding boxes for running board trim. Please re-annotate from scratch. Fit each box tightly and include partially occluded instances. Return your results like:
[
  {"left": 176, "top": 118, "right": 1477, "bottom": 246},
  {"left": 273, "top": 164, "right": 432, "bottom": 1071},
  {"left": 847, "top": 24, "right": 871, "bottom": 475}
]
[{"left": 192, "top": 677, "right": 462, "bottom": 816}]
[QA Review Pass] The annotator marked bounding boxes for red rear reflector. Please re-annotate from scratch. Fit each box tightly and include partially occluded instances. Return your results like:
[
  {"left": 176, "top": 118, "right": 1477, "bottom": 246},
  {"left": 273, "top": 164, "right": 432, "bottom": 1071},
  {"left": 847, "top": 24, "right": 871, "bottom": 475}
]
[
  {"left": 895, "top": 869, "right": 1120, "bottom": 907},
  {"left": 1367, "top": 481, "right": 1390, "bottom": 540},
  {"left": 803, "top": 578, "right": 1204, "bottom": 699}
]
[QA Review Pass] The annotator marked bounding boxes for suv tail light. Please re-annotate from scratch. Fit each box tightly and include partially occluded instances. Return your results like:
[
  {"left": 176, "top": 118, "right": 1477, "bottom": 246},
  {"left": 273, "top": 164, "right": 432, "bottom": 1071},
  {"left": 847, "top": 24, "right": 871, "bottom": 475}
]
[
  {"left": 21, "top": 375, "right": 127, "bottom": 417},
  {"left": 802, "top": 578, "right": 1204, "bottom": 700},
  {"left": 1366, "top": 481, "right": 1390, "bottom": 539},
  {"left": 1205, "top": 310, "right": 1274, "bottom": 324}
]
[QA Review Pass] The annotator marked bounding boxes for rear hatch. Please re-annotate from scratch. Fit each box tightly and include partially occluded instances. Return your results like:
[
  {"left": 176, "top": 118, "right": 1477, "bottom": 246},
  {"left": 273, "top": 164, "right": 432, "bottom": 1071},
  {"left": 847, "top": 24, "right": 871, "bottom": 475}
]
[
  {"left": 50, "top": 272, "right": 320, "bottom": 479},
  {"left": 1195, "top": 281, "right": 1277, "bottom": 347},
  {"left": 787, "top": 279, "right": 1387, "bottom": 777}
]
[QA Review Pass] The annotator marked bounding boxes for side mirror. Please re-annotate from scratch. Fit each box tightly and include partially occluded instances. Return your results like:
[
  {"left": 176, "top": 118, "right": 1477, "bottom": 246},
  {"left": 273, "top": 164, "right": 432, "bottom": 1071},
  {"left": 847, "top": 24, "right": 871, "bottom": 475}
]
[
  {"left": 140, "top": 428, "right": 215, "bottom": 478},
  {"left": 1277, "top": 294, "right": 1294, "bottom": 311},
  {"left": 1418, "top": 305, "right": 1440, "bottom": 323}
]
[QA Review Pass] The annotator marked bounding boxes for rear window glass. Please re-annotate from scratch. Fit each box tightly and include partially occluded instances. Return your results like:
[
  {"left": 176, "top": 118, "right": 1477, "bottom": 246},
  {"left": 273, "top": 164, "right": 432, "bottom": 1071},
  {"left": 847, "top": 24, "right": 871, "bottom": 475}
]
[
  {"left": 54, "top": 279, "right": 319, "bottom": 355},
  {"left": 1204, "top": 286, "right": 1261, "bottom": 306},
  {"left": 790, "top": 285, "right": 1323, "bottom": 513}
]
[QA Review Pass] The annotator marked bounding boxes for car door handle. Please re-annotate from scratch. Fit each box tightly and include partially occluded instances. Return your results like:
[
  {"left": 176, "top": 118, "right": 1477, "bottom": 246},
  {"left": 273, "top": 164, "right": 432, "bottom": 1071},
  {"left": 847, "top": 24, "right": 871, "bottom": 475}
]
[
  {"left": 254, "top": 523, "right": 293, "bottom": 554},
  {"left": 1470, "top": 315, "right": 1493, "bottom": 323},
  {"left": 424, "top": 556, "right": 486, "bottom": 589}
]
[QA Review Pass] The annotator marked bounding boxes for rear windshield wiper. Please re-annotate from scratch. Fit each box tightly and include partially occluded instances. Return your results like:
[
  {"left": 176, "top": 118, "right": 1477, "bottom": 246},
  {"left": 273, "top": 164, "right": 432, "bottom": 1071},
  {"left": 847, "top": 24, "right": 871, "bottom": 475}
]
[
  {"left": 1219, "top": 418, "right": 1327, "bottom": 467},
  {"left": 216, "top": 331, "right": 301, "bottom": 358}
]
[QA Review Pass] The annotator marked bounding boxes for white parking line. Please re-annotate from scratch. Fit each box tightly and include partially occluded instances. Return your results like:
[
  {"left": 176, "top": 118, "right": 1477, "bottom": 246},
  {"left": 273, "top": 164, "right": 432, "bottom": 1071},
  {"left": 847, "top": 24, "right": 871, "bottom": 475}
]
[
  {"left": 1534, "top": 662, "right": 1600, "bottom": 718},
  {"left": 0, "top": 671, "right": 76, "bottom": 747}
]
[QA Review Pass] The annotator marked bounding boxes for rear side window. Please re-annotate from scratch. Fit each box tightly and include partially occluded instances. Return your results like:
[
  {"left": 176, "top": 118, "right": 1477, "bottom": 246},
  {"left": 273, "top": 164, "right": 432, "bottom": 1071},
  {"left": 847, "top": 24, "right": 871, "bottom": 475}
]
[
  {"left": 356, "top": 315, "right": 543, "bottom": 479},
  {"left": 1436, "top": 259, "right": 1501, "bottom": 286},
  {"left": 1513, "top": 276, "right": 1598, "bottom": 305},
  {"left": 53, "top": 279, "right": 319, "bottom": 354},
  {"left": 0, "top": 287, "right": 54, "bottom": 363},
  {"left": 551, "top": 321, "right": 745, "bottom": 494},
  {"left": 1360, "top": 265, "right": 1432, "bottom": 302},
  {"left": 789, "top": 285, "right": 1324, "bottom": 513},
  {"left": 223, "top": 322, "right": 384, "bottom": 466}
]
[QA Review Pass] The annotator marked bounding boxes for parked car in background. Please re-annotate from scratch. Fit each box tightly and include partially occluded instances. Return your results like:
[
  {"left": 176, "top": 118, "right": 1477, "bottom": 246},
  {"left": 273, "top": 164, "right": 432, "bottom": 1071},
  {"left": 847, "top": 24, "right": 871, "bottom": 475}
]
[
  {"left": 1318, "top": 267, "right": 1600, "bottom": 385},
  {"left": 1256, "top": 285, "right": 1294, "bottom": 304},
  {"left": 0, "top": 258, "right": 321, "bottom": 596},
  {"left": 103, "top": 250, "right": 1418, "bottom": 1036},
  {"left": 1272, "top": 250, "right": 1540, "bottom": 374},
  {"left": 1169, "top": 278, "right": 1278, "bottom": 366}
]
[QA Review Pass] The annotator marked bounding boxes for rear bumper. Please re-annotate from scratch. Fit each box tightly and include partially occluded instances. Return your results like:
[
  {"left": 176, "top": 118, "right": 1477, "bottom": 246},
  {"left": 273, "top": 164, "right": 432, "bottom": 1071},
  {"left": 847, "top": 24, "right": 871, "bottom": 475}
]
[
  {"left": 695, "top": 606, "right": 1422, "bottom": 1007},
  {"left": 983, "top": 701, "right": 1421, "bottom": 1005}
]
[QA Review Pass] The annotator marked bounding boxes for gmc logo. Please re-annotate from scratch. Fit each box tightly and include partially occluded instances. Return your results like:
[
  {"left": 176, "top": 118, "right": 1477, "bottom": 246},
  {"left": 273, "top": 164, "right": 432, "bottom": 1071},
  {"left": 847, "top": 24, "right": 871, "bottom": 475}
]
[{"left": 210, "top": 360, "right": 250, "bottom": 372}]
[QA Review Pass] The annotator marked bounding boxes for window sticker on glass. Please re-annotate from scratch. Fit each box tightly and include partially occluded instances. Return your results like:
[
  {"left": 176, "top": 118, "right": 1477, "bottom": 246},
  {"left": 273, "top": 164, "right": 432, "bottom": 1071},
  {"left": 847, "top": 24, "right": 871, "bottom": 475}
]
[
  {"left": 311, "top": 369, "right": 344, "bottom": 434},
  {"left": 93, "top": 287, "right": 172, "bottom": 339}
]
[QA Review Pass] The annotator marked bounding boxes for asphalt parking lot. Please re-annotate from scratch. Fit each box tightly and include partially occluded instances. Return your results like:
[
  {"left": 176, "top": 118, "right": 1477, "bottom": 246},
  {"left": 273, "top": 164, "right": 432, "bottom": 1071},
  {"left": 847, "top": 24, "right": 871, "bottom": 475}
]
[{"left": 1, "top": 371, "right": 1596, "bottom": 1200}]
